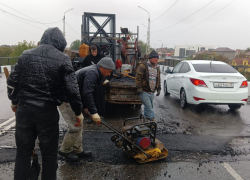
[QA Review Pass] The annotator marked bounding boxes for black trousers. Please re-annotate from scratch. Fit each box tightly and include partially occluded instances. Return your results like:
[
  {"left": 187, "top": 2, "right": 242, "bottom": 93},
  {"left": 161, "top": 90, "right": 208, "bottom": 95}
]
[
  {"left": 94, "top": 84, "right": 106, "bottom": 116},
  {"left": 14, "top": 104, "right": 59, "bottom": 180}
]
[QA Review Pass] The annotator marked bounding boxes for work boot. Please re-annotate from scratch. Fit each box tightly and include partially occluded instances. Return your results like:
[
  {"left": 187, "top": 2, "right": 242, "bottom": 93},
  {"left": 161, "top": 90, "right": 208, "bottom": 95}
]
[
  {"left": 58, "top": 151, "right": 79, "bottom": 162},
  {"left": 75, "top": 150, "right": 92, "bottom": 158}
]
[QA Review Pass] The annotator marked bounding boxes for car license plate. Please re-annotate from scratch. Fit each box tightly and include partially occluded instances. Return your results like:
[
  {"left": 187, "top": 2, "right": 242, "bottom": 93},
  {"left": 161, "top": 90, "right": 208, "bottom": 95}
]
[{"left": 214, "top": 82, "right": 234, "bottom": 88}]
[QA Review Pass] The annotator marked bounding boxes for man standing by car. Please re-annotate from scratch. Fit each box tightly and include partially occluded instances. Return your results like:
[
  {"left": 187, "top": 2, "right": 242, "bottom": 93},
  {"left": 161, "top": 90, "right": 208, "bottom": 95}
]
[
  {"left": 135, "top": 50, "right": 161, "bottom": 121},
  {"left": 7, "top": 27, "right": 83, "bottom": 180}
]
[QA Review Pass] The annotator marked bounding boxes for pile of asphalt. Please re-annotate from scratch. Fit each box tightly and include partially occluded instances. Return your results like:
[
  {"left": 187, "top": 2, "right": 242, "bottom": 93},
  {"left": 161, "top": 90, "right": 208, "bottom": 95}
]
[{"left": 110, "top": 77, "right": 135, "bottom": 83}]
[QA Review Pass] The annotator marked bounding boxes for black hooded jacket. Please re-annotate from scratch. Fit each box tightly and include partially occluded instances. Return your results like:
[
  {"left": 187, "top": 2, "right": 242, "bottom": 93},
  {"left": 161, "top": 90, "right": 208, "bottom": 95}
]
[
  {"left": 82, "top": 43, "right": 105, "bottom": 68},
  {"left": 75, "top": 64, "right": 104, "bottom": 114},
  {"left": 7, "top": 27, "right": 82, "bottom": 115}
]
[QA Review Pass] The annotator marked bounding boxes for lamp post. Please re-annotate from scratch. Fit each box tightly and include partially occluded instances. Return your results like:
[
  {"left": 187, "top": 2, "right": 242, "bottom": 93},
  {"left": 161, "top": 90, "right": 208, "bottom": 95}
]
[
  {"left": 138, "top": 6, "right": 150, "bottom": 54},
  {"left": 158, "top": 40, "right": 163, "bottom": 48},
  {"left": 158, "top": 40, "right": 163, "bottom": 58},
  {"left": 63, "top": 8, "right": 73, "bottom": 37}
]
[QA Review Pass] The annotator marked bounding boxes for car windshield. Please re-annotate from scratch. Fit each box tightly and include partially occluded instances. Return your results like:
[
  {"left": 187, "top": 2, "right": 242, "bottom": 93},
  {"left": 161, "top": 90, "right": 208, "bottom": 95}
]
[{"left": 192, "top": 63, "right": 238, "bottom": 73}]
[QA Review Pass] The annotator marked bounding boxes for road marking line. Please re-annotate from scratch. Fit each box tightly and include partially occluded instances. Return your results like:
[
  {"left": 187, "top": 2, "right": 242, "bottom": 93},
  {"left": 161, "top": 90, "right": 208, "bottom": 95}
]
[
  {"left": 221, "top": 162, "right": 244, "bottom": 180},
  {"left": 0, "top": 121, "right": 16, "bottom": 136},
  {"left": 0, "top": 116, "right": 15, "bottom": 128}
]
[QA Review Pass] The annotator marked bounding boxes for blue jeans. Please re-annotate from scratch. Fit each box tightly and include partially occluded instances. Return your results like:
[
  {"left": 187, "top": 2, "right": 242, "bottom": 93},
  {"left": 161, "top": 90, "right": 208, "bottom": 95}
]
[{"left": 139, "top": 92, "right": 155, "bottom": 120}]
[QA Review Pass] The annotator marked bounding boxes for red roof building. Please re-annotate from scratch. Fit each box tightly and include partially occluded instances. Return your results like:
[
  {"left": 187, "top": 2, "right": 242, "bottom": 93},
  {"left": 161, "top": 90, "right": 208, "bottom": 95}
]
[{"left": 231, "top": 58, "right": 250, "bottom": 66}]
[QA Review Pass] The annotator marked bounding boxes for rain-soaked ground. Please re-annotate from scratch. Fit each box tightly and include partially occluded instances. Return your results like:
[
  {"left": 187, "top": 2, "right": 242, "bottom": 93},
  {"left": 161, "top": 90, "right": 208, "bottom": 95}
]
[{"left": 0, "top": 72, "right": 250, "bottom": 179}]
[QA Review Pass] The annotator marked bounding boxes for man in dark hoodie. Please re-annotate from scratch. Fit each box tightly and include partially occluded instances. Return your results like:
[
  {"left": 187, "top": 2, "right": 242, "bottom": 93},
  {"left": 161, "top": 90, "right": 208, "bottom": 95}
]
[
  {"left": 82, "top": 44, "right": 105, "bottom": 68},
  {"left": 7, "top": 27, "right": 83, "bottom": 180}
]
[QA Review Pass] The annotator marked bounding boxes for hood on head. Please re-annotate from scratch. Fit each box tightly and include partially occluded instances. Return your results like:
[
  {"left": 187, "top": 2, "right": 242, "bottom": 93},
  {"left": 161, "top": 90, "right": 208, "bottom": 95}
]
[
  {"left": 40, "top": 27, "right": 67, "bottom": 52},
  {"left": 89, "top": 43, "right": 102, "bottom": 57}
]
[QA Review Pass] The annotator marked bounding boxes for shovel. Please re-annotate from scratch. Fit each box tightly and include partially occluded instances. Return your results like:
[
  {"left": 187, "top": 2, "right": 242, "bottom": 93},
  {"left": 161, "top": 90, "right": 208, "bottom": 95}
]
[{"left": 30, "top": 150, "right": 40, "bottom": 180}]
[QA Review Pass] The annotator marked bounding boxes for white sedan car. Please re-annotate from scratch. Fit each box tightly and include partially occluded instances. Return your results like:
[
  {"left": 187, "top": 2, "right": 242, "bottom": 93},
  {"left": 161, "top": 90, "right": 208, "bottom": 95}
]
[{"left": 164, "top": 60, "right": 248, "bottom": 110}]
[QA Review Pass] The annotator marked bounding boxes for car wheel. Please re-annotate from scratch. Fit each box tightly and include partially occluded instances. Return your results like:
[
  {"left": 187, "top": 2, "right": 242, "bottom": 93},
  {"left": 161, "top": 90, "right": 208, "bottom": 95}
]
[
  {"left": 180, "top": 89, "right": 188, "bottom": 109},
  {"left": 164, "top": 81, "right": 170, "bottom": 96},
  {"left": 228, "top": 104, "right": 241, "bottom": 110}
]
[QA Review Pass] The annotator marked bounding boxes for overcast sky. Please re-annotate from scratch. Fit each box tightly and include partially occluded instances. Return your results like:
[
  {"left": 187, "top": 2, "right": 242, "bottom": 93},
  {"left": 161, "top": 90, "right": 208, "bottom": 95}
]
[{"left": 0, "top": 0, "right": 249, "bottom": 50}]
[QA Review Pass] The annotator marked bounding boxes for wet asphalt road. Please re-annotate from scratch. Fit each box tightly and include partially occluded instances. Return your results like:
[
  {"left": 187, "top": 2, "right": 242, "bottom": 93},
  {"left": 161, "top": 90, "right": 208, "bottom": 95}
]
[{"left": 0, "top": 72, "right": 250, "bottom": 180}]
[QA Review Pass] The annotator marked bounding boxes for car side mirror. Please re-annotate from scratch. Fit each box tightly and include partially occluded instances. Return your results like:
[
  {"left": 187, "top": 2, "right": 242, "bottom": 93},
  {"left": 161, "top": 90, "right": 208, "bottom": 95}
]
[{"left": 165, "top": 69, "right": 172, "bottom": 74}]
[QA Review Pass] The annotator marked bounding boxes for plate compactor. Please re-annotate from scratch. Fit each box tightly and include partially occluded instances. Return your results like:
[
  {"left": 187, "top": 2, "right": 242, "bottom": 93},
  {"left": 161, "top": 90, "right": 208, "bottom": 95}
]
[
  {"left": 84, "top": 110, "right": 168, "bottom": 163},
  {"left": 110, "top": 116, "right": 168, "bottom": 163}
]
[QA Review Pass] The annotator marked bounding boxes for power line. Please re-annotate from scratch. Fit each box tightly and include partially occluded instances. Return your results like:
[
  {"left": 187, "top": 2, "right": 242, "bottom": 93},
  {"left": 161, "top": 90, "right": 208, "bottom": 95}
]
[
  {"left": 152, "top": 0, "right": 216, "bottom": 33},
  {"left": 164, "top": 0, "right": 236, "bottom": 37},
  {"left": 0, "top": 2, "right": 41, "bottom": 22},
  {"left": 65, "top": 22, "right": 81, "bottom": 35},
  {"left": 151, "top": 0, "right": 179, "bottom": 22},
  {"left": 0, "top": 19, "right": 41, "bottom": 36},
  {"left": 0, "top": 7, "right": 62, "bottom": 24},
  {"left": 0, "top": 11, "right": 45, "bottom": 30}
]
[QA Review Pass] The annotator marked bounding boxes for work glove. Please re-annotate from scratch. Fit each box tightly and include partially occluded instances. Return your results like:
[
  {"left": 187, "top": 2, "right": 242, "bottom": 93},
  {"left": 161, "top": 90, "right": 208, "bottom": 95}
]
[
  {"left": 92, "top": 113, "right": 101, "bottom": 125},
  {"left": 11, "top": 103, "right": 18, "bottom": 112},
  {"left": 156, "top": 90, "right": 161, "bottom": 96},
  {"left": 137, "top": 88, "right": 143, "bottom": 95},
  {"left": 75, "top": 113, "right": 84, "bottom": 127},
  {"left": 103, "top": 79, "right": 109, "bottom": 85}
]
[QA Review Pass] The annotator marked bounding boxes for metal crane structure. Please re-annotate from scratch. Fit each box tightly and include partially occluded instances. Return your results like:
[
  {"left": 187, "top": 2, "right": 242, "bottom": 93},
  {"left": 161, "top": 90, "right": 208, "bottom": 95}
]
[{"left": 81, "top": 12, "right": 116, "bottom": 60}]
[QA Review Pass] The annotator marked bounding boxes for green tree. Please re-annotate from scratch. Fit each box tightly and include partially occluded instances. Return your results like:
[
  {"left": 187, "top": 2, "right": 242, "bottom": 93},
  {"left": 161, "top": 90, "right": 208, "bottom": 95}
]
[
  {"left": 138, "top": 40, "right": 148, "bottom": 55},
  {"left": 214, "top": 54, "right": 229, "bottom": 63},
  {"left": 236, "top": 52, "right": 246, "bottom": 58},
  {"left": 70, "top": 40, "right": 81, "bottom": 50},
  {"left": 245, "top": 48, "right": 250, "bottom": 53},
  {"left": 10, "top": 40, "right": 36, "bottom": 57},
  {"left": 0, "top": 46, "right": 13, "bottom": 57},
  {"left": 193, "top": 53, "right": 210, "bottom": 60}
]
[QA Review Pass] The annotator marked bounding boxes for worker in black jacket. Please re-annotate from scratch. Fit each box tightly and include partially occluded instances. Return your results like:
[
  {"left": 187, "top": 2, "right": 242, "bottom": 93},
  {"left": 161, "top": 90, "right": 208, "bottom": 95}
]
[
  {"left": 7, "top": 27, "right": 83, "bottom": 180},
  {"left": 82, "top": 43, "right": 105, "bottom": 68},
  {"left": 76, "top": 57, "right": 115, "bottom": 122},
  {"left": 81, "top": 43, "right": 109, "bottom": 123}
]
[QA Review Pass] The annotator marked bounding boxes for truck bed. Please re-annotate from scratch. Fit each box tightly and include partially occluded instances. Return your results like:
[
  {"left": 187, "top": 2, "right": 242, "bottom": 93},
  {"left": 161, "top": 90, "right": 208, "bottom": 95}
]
[{"left": 105, "top": 77, "right": 142, "bottom": 104}]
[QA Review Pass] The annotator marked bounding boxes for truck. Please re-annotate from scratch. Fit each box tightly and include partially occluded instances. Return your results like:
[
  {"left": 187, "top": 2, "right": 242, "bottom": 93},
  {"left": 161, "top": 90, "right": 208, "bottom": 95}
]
[{"left": 64, "top": 12, "right": 142, "bottom": 105}]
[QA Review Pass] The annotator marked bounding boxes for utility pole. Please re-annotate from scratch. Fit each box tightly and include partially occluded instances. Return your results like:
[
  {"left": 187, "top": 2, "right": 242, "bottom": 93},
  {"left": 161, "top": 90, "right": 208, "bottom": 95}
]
[
  {"left": 138, "top": 6, "right": 150, "bottom": 54},
  {"left": 63, "top": 8, "right": 73, "bottom": 37},
  {"left": 158, "top": 40, "right": 163, "bottom": 58},
  {"left": 147, "top": 16, "right": 150, "bottom": 54}
]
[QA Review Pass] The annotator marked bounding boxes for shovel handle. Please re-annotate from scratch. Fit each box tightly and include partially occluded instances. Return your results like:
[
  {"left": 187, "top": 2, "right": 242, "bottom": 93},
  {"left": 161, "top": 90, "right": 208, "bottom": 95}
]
[{"left": 3, "top": 67, "right": 9, "bottom": 79}]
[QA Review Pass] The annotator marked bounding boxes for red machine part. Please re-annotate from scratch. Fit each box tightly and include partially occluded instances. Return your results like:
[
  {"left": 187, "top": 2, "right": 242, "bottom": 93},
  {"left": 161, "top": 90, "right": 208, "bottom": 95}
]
[{"left": 139, "top": 137, "right": 151, "bottom": 150}]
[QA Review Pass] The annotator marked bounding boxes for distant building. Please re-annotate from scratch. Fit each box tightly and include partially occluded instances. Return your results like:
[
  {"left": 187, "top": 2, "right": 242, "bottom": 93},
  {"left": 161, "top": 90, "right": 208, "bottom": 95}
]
[
  {"left": 231, "top": 58, "right": 250, "bottom": 72},
  {"left": 1, "top": 45, "right": 11, "bottom": 47},
  {"left": 245, "top": 52, "right": 250, "bottom": 58},
  {"left": 192, "top": 50, "right": 211, "bottom": 58},
  {"left": 174, "top": 45, "right": 214, "bottom": 58},
  {"left": 156, "top": 48, "right": 173, "bottom": 59},
  {"left": 210, "top": 47, "right": 236, "bottom": 60}
]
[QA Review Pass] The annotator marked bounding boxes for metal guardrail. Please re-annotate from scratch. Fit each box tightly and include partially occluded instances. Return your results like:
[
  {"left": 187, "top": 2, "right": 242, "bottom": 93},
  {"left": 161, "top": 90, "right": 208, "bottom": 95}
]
[
  {"left": 0, "top": 57, "right": 19, "bottom": 73},
  {"left": 0, "top": 57, "right": 18, "bottom": 66}
]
